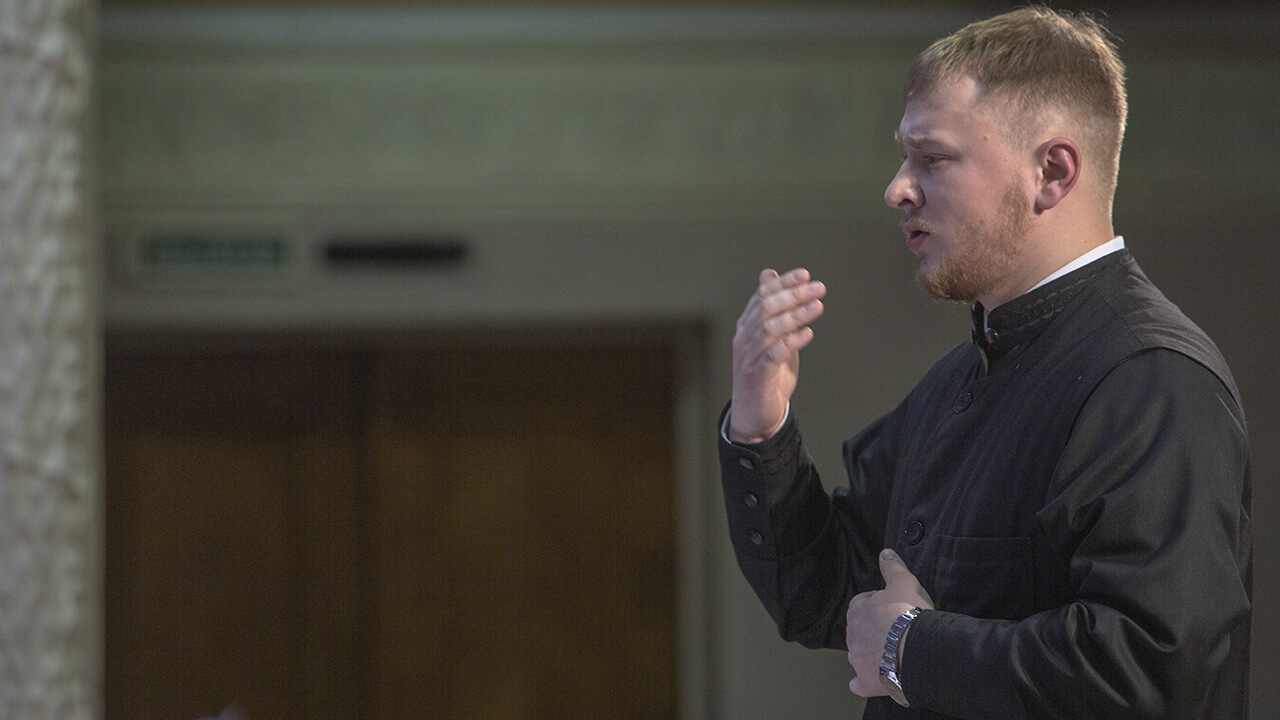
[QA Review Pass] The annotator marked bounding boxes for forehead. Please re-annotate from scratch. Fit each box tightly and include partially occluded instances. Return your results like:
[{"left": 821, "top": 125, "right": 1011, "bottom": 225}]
[{"left": 896, "top": 75, "right": 999, "bottom": 147}]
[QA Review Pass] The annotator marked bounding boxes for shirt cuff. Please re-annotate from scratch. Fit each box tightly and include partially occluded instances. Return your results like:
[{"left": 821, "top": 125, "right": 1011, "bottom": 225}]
[{"left": 720, "top": 402, "right": 791, "bottom": 444}]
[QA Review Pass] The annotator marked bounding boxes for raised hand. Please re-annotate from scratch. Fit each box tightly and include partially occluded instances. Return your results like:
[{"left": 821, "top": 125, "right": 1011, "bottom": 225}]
[{"left": 729, "top": 268, "right": 826, "bottom": 443}]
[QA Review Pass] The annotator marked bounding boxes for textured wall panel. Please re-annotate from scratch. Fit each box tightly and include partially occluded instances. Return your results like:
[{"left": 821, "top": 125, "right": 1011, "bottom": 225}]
[{"left": 0, "top": 0, "right": 98, "bottom": 718}]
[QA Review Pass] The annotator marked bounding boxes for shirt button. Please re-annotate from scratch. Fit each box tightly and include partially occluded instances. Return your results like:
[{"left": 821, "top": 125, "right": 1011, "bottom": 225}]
[
  {"left": 738, "top": 456, "right": 754, "bottom": 469},
  {"left": 953, "top": 392, "right": 973, "bottom": 413},
  {"left": 903, "top": 520, "right": 925, "bottom": 545},
  {"left": 749, "top": 531, "right": 764, "bottom": 546},
  {"left": 744, "top": 492, "right": 759, "bottom": 508}
]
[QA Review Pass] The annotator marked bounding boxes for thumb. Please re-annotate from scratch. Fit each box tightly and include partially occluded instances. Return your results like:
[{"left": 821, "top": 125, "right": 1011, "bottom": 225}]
[{"left": 879, "top": 548, "right": 911, "bottom": 587}]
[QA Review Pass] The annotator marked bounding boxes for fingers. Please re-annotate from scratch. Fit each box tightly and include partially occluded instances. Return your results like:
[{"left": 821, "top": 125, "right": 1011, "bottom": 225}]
[
  {"left": 757, "top": 267, "right": 803, "bottom": 294},
  {"left": 846, "top": 589, "right": 887, "bottom": 699},
  {"left": 756, "top": 268, "right": 825, "bottom": 313},
  {"left": 728, "top": 267, "right": 826, "bottom": 442},
  {"left": 742, "top": 304, "right": 822, "bottom": 367},
  {"left": 739, "top": 268, "right": 826, "bottom": 351}
]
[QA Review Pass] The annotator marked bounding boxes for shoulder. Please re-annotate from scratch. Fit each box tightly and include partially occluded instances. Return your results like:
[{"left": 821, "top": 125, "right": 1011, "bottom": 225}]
[
  {"left": 1090, "top": 349, "right": 1245, "bottom": 431},
  {"left": 1079, "top": 255, "right": 1241, "bottom": 405}
]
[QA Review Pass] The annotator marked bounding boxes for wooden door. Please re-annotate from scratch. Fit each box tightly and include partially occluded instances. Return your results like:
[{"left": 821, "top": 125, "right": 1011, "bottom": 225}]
[
  {"left": 104, "top": 335, "right": 678, "bottom": 720},
  {"left": 104, "top": 348, "right": 366, "bottom": 719}
]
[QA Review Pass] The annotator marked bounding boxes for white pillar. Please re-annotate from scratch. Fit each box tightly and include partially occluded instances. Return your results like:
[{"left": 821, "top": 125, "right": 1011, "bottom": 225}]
[{"left": 0, "top": 0, "right": 100, "bottom": 717}]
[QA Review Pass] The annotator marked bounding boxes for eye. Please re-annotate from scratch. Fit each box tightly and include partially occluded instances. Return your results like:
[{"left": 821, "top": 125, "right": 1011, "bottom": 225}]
[{"left": 901, "top": 150, "right": 947, "bottom": 169}]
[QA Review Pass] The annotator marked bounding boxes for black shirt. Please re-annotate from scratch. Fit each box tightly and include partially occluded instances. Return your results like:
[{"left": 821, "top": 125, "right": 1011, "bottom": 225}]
[{"left": 719, "top": 250, "right": 1252, "bottom": 719}]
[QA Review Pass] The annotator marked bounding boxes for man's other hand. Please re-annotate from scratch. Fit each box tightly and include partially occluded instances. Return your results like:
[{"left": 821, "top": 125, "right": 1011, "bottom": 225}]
[
  {"left": 729, "top": 268, "right": 826, "bottom": 443},
  {"left": 846, "top": 549, "right": 935, "bottom": 698}
]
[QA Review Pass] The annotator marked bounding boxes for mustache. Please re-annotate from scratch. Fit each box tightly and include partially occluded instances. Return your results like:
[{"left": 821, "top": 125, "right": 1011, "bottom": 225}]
[{"left": 900, "top": 215, "right": 938, "bottom": 234}]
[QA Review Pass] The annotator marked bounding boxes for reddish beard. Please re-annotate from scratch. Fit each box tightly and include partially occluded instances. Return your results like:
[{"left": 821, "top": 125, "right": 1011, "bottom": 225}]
[{"left": 916, "top": 182, "right": 1031, "bottom": 303}]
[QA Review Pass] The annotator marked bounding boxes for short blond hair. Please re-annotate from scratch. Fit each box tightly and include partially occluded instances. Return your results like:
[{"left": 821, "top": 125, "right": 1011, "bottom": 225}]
[{"left": 904, "top": 6, "right": 1128, "bottom": 211}]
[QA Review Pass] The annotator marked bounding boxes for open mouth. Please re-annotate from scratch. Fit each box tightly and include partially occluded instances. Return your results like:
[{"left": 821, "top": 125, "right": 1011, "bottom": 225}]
[{"left": 905, "top": 228, "right": 929, "bottom": 251}]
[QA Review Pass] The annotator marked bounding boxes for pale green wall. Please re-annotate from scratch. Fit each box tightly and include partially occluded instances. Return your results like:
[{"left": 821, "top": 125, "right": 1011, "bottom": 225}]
[{"left": 99, "top": 8, "right": 1279, "bottom": 718}]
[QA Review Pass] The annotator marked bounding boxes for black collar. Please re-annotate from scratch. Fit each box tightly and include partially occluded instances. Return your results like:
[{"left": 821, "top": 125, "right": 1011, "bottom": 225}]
[{"left": 971, "top": 249, "right": 1131, "bottom": 359}]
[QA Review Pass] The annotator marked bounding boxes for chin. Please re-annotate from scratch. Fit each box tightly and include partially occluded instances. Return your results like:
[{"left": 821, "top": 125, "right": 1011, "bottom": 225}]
[{"left": 917, "top": 263, "right": 980, "bottom": 303}]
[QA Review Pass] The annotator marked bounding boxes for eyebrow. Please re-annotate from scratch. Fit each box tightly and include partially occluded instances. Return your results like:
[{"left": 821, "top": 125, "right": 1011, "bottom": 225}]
[{"left": 894, "top": 131, "right": 932, "bottom": 148}]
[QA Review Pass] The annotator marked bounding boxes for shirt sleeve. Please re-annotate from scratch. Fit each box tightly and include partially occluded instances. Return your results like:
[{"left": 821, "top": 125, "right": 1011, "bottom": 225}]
[
  {"left": 718, "top": 402, "right": 891, "bottom": 649},
  {"left": 901, "top": 348, "right": 1252, "bottom": 719}
]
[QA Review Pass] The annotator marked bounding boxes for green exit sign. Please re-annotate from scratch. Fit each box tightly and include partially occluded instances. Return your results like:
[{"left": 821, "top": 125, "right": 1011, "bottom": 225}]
[{"left": 134, "top": 233, "right": 292, "bottom": 276}]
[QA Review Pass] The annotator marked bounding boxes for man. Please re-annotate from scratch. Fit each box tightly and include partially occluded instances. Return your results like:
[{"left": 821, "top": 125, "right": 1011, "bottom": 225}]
[{"left": 719, "top": 7, "right": 1251, "bottom": 719}]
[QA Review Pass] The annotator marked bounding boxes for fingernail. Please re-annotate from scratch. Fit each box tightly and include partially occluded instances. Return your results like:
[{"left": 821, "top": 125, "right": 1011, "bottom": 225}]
[{"left": 881, "top": 549, "right": 896, "bottom": 561}]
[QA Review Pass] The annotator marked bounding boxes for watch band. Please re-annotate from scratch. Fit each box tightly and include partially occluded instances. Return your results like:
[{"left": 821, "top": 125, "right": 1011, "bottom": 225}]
[{"left": 879, "top": 606, "right": 922, "bottom": 707}]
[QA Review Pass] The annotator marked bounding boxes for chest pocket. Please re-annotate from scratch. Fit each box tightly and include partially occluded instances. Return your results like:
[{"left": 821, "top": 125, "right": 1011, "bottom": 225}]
[{"left": 929, "top": 535, "right": 1035, "bottom": 620}]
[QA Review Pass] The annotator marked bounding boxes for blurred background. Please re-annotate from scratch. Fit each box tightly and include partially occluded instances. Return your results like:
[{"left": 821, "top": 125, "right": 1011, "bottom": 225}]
[{"left": 91, "top": 1, "right": 1276, "bottom": 718}]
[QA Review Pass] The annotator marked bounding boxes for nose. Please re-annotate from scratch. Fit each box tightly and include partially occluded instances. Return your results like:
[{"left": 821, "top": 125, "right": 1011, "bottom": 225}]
[{"left": 884, "top": 160, "right": 920, "bottom": 209}]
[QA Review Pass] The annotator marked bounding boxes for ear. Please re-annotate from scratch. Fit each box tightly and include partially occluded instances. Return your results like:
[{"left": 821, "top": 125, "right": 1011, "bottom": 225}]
[{"left": 1035, "top": 138, "right": 1081, "bottom": 212}]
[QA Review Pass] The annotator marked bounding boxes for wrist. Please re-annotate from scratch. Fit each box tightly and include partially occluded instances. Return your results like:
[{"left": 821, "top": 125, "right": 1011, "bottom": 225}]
[
  {"left": 726, "top": 403, "right": 790, "bottom": 444},
  {"left": 898, "top": 622, "right": 912, "bottom": 666},
  {"left": 879, "top": 607, "right": 921, "bottom": 707}
]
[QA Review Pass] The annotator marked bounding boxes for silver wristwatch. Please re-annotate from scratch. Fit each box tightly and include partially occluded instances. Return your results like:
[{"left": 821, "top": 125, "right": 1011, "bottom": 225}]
[{"left": 879, "top": 606, "right": 922, "bottom": 707}]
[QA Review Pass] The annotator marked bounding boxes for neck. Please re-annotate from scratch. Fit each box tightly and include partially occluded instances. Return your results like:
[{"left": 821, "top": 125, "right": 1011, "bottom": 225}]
[{"left": 979, "top": 217, "right": 1115, "bottom": 311}]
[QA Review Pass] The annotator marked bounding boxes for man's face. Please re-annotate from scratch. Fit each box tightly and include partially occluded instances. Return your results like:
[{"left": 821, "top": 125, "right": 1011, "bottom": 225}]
[{"left": 885, "top": 76, "right": 1034, "bottom": 304}]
